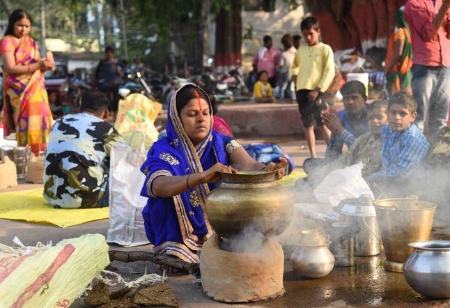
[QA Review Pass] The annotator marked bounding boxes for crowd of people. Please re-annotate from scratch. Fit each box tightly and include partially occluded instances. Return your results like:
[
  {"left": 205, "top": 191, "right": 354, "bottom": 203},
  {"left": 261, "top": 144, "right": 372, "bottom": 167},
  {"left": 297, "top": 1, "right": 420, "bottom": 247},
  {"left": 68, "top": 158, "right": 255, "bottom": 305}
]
[{"left": 0, "top": 0, "right": 449, "bottom": 272}]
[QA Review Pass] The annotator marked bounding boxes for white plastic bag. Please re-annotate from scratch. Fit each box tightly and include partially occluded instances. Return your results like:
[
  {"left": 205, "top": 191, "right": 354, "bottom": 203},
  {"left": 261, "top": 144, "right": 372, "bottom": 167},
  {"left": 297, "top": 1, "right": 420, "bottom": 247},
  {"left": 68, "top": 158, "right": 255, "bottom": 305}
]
[
  {"left": 313, "top": 163, "right": 374, "bottom": 206},
  {"left": 107, "top": 134, "right": 149, "bottom": 247}
]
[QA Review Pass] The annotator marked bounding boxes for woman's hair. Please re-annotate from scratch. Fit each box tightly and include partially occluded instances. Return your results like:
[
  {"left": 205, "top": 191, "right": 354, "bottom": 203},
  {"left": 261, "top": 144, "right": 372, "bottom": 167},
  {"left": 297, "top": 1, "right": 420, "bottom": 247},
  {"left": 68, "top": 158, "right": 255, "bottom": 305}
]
[
  {"left": 176, "top": 85, "right": 210, "bottom": 115},
  {"left": 341, "top": 80, "right": 367, "bottom": 101},
  {"left": 4, "top": 9, "right": 33, "bottom": 36},
  {"left": 389, "top": 92, "right": 417, "bottom": 113}
]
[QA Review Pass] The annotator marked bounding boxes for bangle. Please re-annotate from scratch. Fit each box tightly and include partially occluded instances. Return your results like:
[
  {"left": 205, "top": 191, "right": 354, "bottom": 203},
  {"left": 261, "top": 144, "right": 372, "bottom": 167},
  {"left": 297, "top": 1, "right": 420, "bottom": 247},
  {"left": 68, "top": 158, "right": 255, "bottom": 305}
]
[
  {"left": 201, "top": 173, "right": 207, "bottom": 184},
  {"left": 186, "top": 174, "right": 191, "bottom": 189}
]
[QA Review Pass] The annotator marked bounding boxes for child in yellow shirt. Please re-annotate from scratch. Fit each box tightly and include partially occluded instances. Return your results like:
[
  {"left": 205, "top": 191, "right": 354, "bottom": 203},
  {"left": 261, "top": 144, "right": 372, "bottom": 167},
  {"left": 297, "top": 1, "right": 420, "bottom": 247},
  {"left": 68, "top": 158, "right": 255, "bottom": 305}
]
[{"left": 253, "top": 70, "right": 275, "bottom": 103}]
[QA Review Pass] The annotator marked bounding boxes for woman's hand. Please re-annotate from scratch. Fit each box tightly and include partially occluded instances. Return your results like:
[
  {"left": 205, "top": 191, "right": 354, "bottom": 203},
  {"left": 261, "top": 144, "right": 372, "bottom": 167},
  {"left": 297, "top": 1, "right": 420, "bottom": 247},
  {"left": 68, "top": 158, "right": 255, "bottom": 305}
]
[
  {"left": 39, "top": 58, "right": 54, "bottom": 71},
  {"left": 202, "top": 163, "right": 236, "bottom": 183},
  {"left": 263, "top": 157, "right": 288, "bottom": 179}
]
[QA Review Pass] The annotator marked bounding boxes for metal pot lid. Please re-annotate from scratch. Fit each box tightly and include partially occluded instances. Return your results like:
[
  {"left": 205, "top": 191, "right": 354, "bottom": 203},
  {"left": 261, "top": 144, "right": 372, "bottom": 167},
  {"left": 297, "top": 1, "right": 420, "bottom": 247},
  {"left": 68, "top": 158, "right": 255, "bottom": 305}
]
[
  {"left": 336, "top": 196, "right": 376, "bottom": 217},
  {"left": 337, "top": 203, "right": 376, "bottom": 217}
]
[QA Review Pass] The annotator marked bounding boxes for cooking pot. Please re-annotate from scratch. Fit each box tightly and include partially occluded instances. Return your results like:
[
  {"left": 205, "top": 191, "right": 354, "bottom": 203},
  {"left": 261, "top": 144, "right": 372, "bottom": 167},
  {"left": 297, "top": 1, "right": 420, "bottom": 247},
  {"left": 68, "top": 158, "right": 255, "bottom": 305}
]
[
  {"left": 336, "top": 195, "right": 381, "bottom": 257},
  {"left": 404, "top": 240, "right": 450, "bottom": 299},
  {"left": 206, "top": 171, "right": 294, "bottom": 239},
  {"left": 374, "top": 198, "right": 436, "bottom": 272}
]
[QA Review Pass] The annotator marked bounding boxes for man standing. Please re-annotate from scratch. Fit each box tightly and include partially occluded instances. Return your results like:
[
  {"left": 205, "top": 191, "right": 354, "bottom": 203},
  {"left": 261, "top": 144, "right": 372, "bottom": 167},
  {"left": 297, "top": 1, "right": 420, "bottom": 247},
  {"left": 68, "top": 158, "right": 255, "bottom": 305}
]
[
  {"left": 95, "top": 46, "right": 123, "bottom": 113},
  {"left": 405, "top": 0, "right": 450, "bottom": 138},
  {"left": 253, "top": 35, "right": 280, "bottom": 88}
]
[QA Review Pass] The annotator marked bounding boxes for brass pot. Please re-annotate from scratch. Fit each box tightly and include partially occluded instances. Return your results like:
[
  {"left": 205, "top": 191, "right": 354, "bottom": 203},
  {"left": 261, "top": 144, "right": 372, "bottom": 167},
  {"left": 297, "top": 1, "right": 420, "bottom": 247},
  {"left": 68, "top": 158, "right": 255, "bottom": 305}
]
[
  {"left": 374, "top": 198, "right": 436, "bottom": 272},
  {"left": 205, "top": 172, "right": 294, "bottom": 239}
]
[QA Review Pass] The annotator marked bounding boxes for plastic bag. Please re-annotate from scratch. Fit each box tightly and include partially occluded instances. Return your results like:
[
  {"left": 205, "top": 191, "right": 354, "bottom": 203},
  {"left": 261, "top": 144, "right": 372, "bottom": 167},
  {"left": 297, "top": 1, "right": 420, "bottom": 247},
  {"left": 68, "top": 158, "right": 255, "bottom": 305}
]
[
  {"left": 0, "top": 234, "right": 109, "bottom": 308},
  {"left": 107, "top": 132, "right": 149, "bottom": 247},
  {"left": 313, "top": 163, "right": 374, "bottom": 206}
]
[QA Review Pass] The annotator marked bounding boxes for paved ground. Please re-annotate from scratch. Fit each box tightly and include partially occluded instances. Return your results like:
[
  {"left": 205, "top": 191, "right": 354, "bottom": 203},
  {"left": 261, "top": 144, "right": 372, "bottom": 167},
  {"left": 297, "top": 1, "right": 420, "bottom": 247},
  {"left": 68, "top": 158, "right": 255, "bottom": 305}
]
[{"left": 2, "top": 136, "right": 450, "bottom": 307}]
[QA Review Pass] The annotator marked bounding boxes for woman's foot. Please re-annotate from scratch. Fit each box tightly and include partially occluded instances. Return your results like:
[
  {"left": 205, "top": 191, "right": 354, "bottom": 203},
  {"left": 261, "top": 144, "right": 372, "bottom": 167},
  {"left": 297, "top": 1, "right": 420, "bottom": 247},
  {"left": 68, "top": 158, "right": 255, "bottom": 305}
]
[{"left": 154, "top": 253, "right": 198, "bottom": 276}]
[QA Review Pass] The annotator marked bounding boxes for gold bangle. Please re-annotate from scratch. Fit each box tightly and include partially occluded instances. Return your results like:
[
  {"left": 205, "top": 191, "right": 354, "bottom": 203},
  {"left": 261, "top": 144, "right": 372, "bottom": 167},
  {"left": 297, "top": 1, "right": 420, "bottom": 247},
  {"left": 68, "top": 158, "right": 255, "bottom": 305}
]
[{"left": 186, "top": 174, "right": 191, "bottom": 189}]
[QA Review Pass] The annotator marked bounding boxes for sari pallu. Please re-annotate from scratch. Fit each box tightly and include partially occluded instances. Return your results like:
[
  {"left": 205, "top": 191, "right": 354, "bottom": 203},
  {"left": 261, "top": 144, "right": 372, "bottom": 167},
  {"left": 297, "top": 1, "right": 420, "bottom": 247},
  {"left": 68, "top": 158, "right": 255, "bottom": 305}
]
[
  {"left": 385, "top": 10, "right": 413, "bottom": 95},
  {"left": 140, "top": 84, "right": 232, "bottom": 263},
  {"left": 0, "top": 35, "right": 53, "bottom": 155}
]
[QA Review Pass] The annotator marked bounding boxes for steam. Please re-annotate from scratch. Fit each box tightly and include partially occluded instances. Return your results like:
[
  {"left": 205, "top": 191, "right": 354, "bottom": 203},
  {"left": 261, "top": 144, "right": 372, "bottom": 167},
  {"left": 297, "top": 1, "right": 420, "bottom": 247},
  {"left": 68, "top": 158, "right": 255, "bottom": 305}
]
[{"left": 222, "top": 225, "right": 265, "bottom": 253}]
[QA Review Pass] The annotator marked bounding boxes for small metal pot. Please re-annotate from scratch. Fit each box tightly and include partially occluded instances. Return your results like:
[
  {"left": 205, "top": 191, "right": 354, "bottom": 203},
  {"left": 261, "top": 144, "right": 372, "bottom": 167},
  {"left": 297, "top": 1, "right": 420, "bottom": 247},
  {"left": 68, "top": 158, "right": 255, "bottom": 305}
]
[
  {"left": 291, "top": 244, "right": 335, "bottom": 279},
  {"left": 404, "top": 240, "right": 450, "bottom": 299}
]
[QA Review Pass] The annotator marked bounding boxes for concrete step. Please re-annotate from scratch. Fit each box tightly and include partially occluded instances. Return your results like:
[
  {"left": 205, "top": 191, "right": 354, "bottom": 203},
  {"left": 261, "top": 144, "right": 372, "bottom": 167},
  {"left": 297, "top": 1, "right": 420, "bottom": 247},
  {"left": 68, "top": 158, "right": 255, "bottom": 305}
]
[{"left": 218, "top": 101, "right": 303, "bottom": 136}]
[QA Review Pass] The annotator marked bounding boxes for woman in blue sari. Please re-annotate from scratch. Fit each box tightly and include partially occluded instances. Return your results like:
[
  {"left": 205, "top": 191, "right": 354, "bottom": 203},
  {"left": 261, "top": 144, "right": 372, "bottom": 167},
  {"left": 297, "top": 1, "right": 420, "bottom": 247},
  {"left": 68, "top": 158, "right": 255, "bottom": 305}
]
[{"left": 140, "top": 84, "right": 284, "bottom": 266}]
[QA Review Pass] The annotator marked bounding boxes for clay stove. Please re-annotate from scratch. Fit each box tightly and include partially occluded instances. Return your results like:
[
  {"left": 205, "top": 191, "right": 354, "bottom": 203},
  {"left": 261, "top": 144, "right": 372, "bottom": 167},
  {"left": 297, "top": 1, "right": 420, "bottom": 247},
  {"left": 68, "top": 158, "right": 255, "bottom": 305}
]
[{"left": 200, "top": 170, "right": 294, "bottom": 302}]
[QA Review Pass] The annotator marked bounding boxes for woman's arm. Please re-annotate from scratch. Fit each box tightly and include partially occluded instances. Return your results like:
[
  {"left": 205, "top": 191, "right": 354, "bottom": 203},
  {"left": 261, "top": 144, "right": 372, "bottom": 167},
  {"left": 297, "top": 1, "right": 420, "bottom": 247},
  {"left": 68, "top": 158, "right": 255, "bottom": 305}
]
[
  {"left": 151, "top": 163, "right": 235, "bottom": 198},
  {"left": 1, "top": 51, "right": 52, "bottom": 75},
  {"left": 229, "top": 146, "right": 265, "bottom": 171},
  {"left": 229, "top": 143, "right": 287, "bottom": 177}
]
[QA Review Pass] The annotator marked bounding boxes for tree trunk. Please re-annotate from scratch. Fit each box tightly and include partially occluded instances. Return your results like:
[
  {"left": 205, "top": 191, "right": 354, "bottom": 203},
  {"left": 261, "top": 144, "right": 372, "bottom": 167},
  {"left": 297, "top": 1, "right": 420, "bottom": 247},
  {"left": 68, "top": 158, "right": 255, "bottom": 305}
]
[
  {"left": 215, "top": 0, "right": 242, "bottom": 71},
  {"left": 0, "top": 0, "right": 12, "bottom": 16}
]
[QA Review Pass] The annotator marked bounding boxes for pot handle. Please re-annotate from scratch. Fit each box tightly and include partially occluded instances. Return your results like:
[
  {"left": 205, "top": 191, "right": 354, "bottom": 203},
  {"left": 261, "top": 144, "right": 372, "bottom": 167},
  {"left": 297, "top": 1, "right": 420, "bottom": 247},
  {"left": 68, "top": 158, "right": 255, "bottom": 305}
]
[{"left": 362, "top": 216, "right": 382, "bottom": 242}]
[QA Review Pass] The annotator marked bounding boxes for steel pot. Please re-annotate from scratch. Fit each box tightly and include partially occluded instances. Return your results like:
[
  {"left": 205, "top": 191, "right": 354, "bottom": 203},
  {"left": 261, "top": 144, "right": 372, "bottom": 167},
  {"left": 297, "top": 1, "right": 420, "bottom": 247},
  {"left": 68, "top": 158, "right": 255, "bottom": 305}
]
[
  {"left": 336, "top": 196, "right": 381, "bottom": 257},
  {"left": 374, "top": 198, "right": 436, "bottom": 272},
  {"left": 404, "top": 240, "right": 450, "bottom": 299},
  {"left": 291, "top": 244, "right": 335, "bottom": 278},
  {"left": 205, "top": 171, "right": 294, "bottom": 239}
]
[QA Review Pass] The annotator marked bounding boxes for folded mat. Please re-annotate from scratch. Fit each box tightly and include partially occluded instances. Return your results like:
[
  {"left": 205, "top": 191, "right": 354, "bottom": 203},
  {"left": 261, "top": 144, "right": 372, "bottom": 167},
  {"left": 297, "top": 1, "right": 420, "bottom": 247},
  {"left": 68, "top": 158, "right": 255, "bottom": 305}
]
[{"left": 0, "top": 189, "right": 108, "bottom": 227}]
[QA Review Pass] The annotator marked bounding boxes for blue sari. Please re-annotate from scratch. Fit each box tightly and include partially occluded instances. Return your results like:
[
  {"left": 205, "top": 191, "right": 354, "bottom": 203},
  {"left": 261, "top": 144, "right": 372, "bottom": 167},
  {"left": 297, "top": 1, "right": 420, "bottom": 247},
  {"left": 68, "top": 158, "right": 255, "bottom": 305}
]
[{"left": 140, "top": 85, "right": 232, "bottom": 263}]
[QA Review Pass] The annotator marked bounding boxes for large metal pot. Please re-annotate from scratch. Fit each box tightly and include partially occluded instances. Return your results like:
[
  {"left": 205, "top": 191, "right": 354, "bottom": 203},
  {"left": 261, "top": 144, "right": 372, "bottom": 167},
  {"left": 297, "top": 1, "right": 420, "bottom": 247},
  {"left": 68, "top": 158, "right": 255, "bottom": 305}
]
[
  {"left": 404, "top": 240, "right": 450, "bottom": 299},
  {"left": 336, "top": 196, "right": 381, "bottom": 257},
  {"left": 374, "top": 198, "right": 436, "bottom": 272},
  {"left": 205, "top": 171, "right": 294, "bottom": 239}
]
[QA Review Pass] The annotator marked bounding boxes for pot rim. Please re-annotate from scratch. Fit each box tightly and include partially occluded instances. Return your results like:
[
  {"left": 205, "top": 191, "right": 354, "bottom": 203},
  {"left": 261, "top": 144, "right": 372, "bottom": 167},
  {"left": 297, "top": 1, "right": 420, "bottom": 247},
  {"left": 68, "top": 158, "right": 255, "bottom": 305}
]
[
  {"left": 409, "top": 240, "right": 450, "bottom": 251},
  {"left": 374, "top": 198, "right": 437, "bottom": 211}
]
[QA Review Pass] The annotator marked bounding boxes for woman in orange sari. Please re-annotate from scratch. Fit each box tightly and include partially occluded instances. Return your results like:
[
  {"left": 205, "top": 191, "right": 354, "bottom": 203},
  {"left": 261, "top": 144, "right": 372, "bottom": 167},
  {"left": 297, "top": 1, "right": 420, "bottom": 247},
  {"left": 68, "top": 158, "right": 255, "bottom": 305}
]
[
  {"left": 384, "top": 8, "right": 413, "bottom": 96},
  {"left": 0, "top": 9, "right": 53, "bottom": 155}
]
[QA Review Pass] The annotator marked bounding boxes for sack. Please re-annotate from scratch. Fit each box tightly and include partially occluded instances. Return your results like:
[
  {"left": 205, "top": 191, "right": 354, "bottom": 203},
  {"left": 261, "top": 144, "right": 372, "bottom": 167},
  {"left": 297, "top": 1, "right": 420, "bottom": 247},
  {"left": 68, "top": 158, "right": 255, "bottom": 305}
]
[
  {"left": 313, "top": 163, "right": 374, "bottom": 206},
  {"left": 0, "top": 152, "right": 17, "bottom": 189},
  {"left": 107, "top": 132, "right": 149, "bottom": 247},
  {"left": 0, "top": 234, "right": 109, "bottom": 308},
  {"left": 26, "top": 153, "right": 45, "bottom": 183},
  {"left": 115, "top": 93, "right": 162, "bottom": 150}
]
